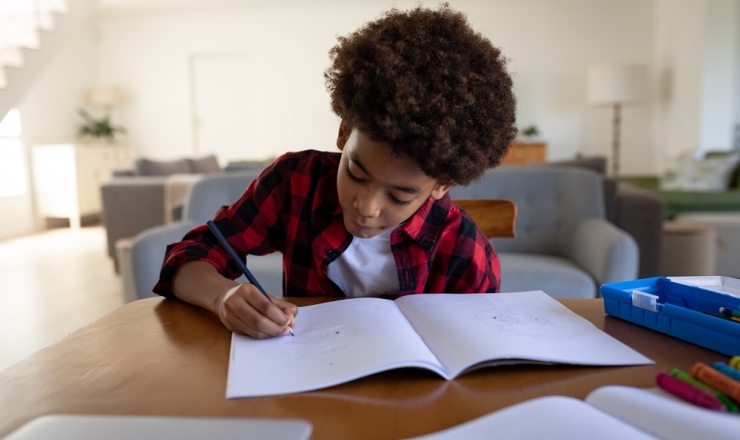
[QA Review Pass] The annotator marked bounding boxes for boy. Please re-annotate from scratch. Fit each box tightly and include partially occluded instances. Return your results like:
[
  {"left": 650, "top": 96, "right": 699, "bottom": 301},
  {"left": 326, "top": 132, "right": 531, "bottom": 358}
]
[{"left": 153, "top": 4, "right": 517, "bottom": 339}]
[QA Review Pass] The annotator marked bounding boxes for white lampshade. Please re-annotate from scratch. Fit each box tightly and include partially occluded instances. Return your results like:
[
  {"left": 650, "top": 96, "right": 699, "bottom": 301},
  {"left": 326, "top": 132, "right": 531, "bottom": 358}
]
[
  {"left": 86, "top": 85, "right": 124, "bottom": 108},
  {"left": 587, "top": 64, "right": 647, "bottom": 106}
]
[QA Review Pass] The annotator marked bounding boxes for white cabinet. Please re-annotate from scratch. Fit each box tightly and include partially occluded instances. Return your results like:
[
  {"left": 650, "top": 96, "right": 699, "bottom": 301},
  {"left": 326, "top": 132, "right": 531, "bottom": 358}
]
[{"left": 31, "top": 143, "right": 135, "bottom": 228}]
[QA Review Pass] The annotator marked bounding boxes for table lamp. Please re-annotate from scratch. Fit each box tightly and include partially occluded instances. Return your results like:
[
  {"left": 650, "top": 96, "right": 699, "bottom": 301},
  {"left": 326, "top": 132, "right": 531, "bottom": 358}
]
[
  {"left": 587, "top": 64, "right": 647, "bottom": 176},
  {"left": 86, "top": 84, "right": 124, "bottom": 116},
  {"left": 81, "top": 85, "right": 127, "bottom": 142}
]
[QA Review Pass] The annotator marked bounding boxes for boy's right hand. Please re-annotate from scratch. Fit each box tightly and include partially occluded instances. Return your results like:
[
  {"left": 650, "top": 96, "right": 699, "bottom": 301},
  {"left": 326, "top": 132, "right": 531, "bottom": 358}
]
[{"left": 216, "top": 283, "right": 298, "bottom": 339}]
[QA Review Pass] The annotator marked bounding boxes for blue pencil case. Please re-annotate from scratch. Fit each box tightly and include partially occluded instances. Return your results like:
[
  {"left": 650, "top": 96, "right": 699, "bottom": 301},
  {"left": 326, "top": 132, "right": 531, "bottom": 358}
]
[{"left": 601, "top": 276, "right": 740, "bottom": 356}]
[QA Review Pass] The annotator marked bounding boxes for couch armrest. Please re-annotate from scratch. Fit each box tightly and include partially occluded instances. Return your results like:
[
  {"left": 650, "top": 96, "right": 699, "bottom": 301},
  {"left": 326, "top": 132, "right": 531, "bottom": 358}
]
[
  {"left": 614, "top": 183, "right": 665, "bottom": 277},
  {"left": 131, "top": 222, "right": 195, "bottom": 299},
  {"left": 130, "top": 222, "right": 285, "bottom": 300},
  {"left": 568, "top": 218, "right": 638, "bottom": 288},
  {"left": 101, "top": 177, "right": 167, "bottom": 259}
]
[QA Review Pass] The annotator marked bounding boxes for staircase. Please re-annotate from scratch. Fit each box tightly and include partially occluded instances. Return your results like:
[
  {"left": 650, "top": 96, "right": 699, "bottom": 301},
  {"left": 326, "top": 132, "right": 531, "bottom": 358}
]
[{"left": 0, "top": 0, "right": 95, "bottom": 120}]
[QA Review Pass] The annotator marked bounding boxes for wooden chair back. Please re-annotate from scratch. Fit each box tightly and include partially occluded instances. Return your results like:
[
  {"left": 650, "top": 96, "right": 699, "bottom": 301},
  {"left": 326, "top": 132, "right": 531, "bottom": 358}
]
[{"left": 453, "top": 199, "right": 517, "bottom": 238}]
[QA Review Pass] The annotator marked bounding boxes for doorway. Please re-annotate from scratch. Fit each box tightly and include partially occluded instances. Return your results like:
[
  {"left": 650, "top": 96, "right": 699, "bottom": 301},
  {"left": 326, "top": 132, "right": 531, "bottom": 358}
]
[{"left": 189, "top": 53, "right": 254, "bottom": 164}]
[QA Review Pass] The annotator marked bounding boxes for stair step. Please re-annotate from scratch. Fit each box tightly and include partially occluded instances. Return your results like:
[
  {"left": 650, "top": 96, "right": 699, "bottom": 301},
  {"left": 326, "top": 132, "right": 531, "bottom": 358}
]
[
  {"left": 0, "top": 0, "right": 70, "bottom": 89},
  {"left": 0, "top": 48, "right": 24, "bottom": 68},
  {"left": 0, "top": 0, "right": 75, "bottom": 95},
  {"left": 0, "top": 30, "right": 40, "bottom": 50},
  {"left": 0, "top": 1, "right": 69, "bottom": 50},
  {"left": 37, "top": 12, "right": 57, "bottom": 32}
]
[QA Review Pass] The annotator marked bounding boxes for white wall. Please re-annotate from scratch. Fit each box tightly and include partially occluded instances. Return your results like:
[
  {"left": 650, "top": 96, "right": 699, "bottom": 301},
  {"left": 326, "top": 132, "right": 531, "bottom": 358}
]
[
  {"left": 19, "top": 25, "right": 99, "bottom": 148},
  {"left": 96, "top": 0, "right": 659, "bottom": 172},
  {"left": 733, "top": 0, "right": 740, "bottom": 149},
  {"left": 699, "top": 0, "right": 739, "bottom": 153},
  {"left": 96, "top": 2, "right": 387, "bottom": 162},
  {"left": 463, "top": 0, "right": 656, "bottom": 170},
  {"left": 0, "top": 21, "right": 98, "bottom": 240},
  {"left": 736, "top": 1, "right": 740, "bottom": 148},
  {"left": 0, "top": 150, "right": 34, "bottom": 239},
  {"left": 652, "top": 0, "right": 707, "bottom": 169}
]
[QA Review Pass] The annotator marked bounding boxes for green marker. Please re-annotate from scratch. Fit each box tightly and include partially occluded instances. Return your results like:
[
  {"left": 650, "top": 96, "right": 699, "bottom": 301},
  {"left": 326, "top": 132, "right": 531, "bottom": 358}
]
[
  {"left": 669, "top": 368, "right": 739, "bottom": 412},
  {"left": 720, "top": 307, "right": 740, "bottom": 319}
]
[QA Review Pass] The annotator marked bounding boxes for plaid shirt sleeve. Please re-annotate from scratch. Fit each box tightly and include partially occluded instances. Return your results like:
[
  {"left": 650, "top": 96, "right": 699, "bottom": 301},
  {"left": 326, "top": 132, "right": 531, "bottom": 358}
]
[{"left": 153, "top": 154, "right": 294, "bottom": 298}]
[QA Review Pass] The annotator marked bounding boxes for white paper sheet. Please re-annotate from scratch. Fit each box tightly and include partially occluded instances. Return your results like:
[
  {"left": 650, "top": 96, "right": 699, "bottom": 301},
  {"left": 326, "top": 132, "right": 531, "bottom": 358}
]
[
  {"left": 396, "top": 291, "right": 653, "bottom": 378},
  {"left": 226, "top": 298, "right": 442, "bottom": 398}
]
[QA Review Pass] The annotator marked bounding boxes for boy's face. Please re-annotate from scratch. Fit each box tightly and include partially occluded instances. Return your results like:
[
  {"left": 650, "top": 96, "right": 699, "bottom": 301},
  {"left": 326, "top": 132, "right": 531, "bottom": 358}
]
[{"left": 336, "top": 122, "right": 452, "bottom": 239}]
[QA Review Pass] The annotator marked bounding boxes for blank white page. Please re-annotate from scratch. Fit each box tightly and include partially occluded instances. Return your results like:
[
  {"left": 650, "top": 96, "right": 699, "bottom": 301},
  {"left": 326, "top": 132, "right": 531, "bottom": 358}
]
[
  {"left": 226, "top": 298, "right": 442, "bottom": 398},
  {"left": 395, "top": 291, "right": 653, "bottom": 378}
]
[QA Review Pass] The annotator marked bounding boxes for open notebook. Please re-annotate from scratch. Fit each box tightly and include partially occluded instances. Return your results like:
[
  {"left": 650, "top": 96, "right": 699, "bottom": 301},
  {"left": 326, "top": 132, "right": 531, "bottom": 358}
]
[
  {"left": 227, "top": 291, "right": 653, "bottom": 398},
  {"left": 403, "top": 385, "right": 740, "bottom": 439}
]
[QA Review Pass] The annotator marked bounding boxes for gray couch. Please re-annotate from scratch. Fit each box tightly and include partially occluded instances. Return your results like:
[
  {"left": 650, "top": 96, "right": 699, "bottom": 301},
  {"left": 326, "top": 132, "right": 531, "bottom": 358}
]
[
  {"left": 451, "top": 165, "right": 640, "bottom": 298},
  {"left": 101, "top": 154, "right": 265, "bottom": 266},
  {"left": 112, "top": 154, "right": 221, "bottom": 177},
  {"left": 542, "top": 156, "right": 665, "bottom": 279}
]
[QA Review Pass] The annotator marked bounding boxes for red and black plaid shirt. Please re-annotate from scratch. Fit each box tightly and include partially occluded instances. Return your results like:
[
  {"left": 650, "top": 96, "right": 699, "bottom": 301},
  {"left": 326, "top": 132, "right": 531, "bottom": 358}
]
[{"left": 154, "top": 150, "right": 499, "bottom": 298}]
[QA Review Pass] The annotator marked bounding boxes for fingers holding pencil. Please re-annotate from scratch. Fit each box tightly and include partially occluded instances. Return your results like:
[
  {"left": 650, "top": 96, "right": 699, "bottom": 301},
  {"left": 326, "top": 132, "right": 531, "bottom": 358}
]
[
  {"left": 206, "top": 219, "right": 297, "bottom": 338},
  {"left": 218, "top": 284, "right": 297, "bottom": 339}
]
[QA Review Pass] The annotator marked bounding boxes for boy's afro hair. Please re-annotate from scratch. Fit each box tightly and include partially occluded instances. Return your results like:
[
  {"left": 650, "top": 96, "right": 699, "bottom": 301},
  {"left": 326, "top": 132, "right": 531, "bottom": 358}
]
[{"left": 324, "top": 3, "right": 517, "bottom": 185}]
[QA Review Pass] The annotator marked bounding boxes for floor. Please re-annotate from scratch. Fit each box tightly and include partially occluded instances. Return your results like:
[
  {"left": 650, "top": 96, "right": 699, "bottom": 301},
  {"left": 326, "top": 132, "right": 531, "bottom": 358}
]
[{"left": 0, "top": 225, "right": 124, "bottom": 372}]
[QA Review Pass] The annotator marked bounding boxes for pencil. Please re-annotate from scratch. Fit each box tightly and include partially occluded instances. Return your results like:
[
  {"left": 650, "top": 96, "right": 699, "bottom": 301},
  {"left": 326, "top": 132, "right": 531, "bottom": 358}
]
[{"left": 206, "top": 220, "right": 294, "bottom": 336}]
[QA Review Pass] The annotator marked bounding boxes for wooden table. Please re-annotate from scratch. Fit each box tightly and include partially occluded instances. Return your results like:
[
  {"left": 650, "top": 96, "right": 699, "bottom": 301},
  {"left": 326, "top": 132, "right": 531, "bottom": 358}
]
[{"left": 0, "top": 297, "right": 729, "bottom": 439}]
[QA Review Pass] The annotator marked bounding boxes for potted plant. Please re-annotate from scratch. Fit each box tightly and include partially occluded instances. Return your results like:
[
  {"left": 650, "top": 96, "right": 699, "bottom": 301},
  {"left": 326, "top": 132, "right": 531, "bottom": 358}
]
[
  {"left": 77, "top": 108, "right": 127, "bottom": 143},
  {"left": 520, "top": 124, "right": 540, "bottom": 142}
]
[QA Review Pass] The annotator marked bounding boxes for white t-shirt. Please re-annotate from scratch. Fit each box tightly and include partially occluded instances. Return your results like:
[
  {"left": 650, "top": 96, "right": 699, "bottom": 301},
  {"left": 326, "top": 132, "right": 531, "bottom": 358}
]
[{"left": 326, "top": 227, "right": 399, "bottom": 297}]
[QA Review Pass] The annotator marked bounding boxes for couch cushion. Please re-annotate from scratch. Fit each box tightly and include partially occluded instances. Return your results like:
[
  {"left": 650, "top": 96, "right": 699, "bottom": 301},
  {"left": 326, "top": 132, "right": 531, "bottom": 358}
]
[
  {"left": 544, "top": 157, "right": 616, "bottom": 222},
  {"left": 548, "top": 156, "right": 608, "bottom": 175},
  {"left": 451, "top": 166, "right": 605, "bottom": 256},
  {"left": 183, "top": 170, "right": 264, "bottom": 223},
  {"left": 498, "top": 252, "right": 597, "bottom": 298},
  {"left": 188, "top": 154, "right": 220, "bottom": 174},
  {"left": 660, "top": 152, "right": 740, "bottom": 191},
  {"left": 135, "top": 158, "right": 193, "bottom": 176}
]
